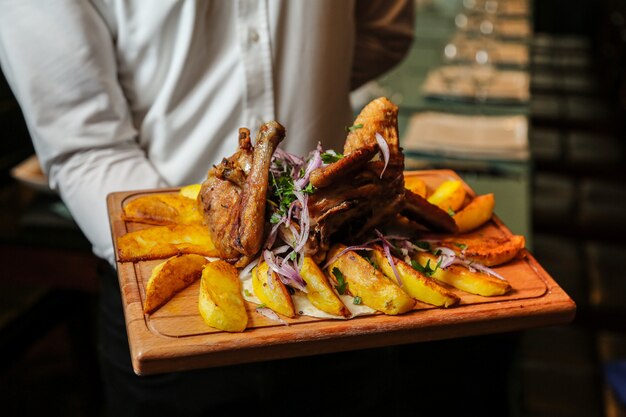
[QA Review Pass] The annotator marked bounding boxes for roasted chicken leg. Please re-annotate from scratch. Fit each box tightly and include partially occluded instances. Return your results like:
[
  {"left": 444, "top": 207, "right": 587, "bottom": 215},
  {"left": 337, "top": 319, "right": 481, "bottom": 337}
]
[{"left": 198, "top": 121, "right": 285, "bottom": 265}]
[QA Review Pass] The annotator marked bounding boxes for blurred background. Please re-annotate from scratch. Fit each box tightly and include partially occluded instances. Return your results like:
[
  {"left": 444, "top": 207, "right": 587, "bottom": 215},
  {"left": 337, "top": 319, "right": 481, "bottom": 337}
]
[{"left": 1, "top": 0, "right": 625, "bottom": 416}]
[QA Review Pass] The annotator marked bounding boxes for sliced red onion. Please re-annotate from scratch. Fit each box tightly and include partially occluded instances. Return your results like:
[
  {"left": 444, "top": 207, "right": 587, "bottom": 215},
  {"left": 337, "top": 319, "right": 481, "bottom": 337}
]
[
  {"left": 293, "top": 194, "right": 310, "bottom": 254},
  {"left": 263, "top": 249, "right": 307, "bottom": 291},
  {"left": 274, "top": 147, "right": 304, "bottom": 166},
  {"left": 262, "top": 250, "right": 278, "bottom": 290},
  {"left": 277, "top": 260, "right": 307, "bottom": 292},
  {"left": 321, "top": 245, "right": 374, "bottom": 269},
  {"left": 294, "top": 149, "right": 322, "bottom": 190},
  {"left": 256, "top": 307, "right": 289, "bottom": 326},
  {"left": 435, "top": 246, "right": 457, "bottom": 269},
  {"left": 466, "top": 262, "right": 507, "bottom": 281},
  {"left": 375, "top": 132, "right": 390, "bottom": 179},
  {"left": 376, "top": 229, "right": 403, "bottom": 287},
  {"left": 273, "top": 244, "right": 291, "bottom": 255},
  {"left": 240, "top": 256, "right": 260, "bottom": 278},
  {"left": 383, "top": 234, "right": 413, "bottom": 241},
  {"left": 432, "top": 245, "right": 507, "bottom": 281}
]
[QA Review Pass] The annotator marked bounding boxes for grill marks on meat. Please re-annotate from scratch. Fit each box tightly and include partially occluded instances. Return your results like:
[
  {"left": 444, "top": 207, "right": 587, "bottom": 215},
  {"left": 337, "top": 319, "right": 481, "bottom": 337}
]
[{"left": 199, "top": 122, "right": 285, "bottom": 265}]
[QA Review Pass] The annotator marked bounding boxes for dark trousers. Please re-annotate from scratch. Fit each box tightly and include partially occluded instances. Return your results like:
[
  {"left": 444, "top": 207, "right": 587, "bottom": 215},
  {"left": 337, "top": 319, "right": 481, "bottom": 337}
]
[{"left": 97, "top": 262, "right": 518, "bottom": 417}]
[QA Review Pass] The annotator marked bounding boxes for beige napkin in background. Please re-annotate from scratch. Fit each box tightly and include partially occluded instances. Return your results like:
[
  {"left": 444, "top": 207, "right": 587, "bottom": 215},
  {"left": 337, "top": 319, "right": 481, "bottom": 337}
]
[{"left": 403, "top": 112, "right": 529, "bottom": 161}]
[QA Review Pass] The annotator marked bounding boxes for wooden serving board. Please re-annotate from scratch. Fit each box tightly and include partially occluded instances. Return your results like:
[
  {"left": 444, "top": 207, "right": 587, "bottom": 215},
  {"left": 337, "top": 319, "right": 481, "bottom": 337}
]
[{"left": 108, "top": 170, "right": 575, "bottom": 375}]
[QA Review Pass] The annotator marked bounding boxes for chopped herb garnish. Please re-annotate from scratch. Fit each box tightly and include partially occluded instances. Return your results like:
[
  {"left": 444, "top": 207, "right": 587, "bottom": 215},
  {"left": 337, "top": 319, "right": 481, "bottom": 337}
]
[
  {"left": 302, "top": 182, "right": 315, "bottom": 194},
  {"left": 410, "top": 258, "right": 442, "bottom": 277},
  {"left": 270, "top": 171, "right": 296, "bottom": 214},
  {"left": 353, "top": 296, "right": 362, "bottom": 305},
  {"left": 289, "top": 251, "right": 297, "bottom": 261},
  {"left": 244, "top": 289, "right": 252, "bottom": 297},
  {"left": 454, "top": 242, "right": 468, "bottom": 250},
  {"left": 332, "top": 267, "right": 348, "bottom": 295},
  {"left": 345, "top": 123, "right": 363, "bottom": 132},
  {"left": 447, "top": 207, "right": 456, "bottom": 216},
  {"left": 270, "top": 212, "right": 282, "bottom": 224},
  {"left": 256, "top": 303, "right": 267, "bottom": 309},
  {"left": 365, "top": 256, "right": 379, "bottom": 270},
  {"left": 321, "top": 151, "right": 344, "bottom": 164},
  {"left": 414, "top": 241, "right": 431, "bottom": 251}
]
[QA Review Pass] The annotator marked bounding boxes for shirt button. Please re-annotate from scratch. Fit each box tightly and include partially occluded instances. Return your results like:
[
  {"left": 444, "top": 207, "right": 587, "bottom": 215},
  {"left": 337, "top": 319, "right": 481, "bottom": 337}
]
[{"left": 248, "top": 28, "right": 259, "bottom": 44}]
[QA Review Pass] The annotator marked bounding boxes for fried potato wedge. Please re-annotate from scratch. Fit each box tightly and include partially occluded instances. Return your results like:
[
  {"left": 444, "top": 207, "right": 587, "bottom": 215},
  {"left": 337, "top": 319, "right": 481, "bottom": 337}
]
[
  {"left": 453, "top": 193, "right": 495, "bottom": 233},
  {"left": 144, "top": 254, "right": 209, "bottom": 314},
  {"left": 404, "top": 175, "right": 428, "bottom": 198},
  {"left": 117, "top": 224, "right": 219, "bottom": 262},
  {"left": 199, "top": 260, "right": 248, "bottom": 332},
  {"left": 179, "top": 184, "right": 202, "bottom": 200},
  {"left": 252, "top": 261, "right": 296, "bottom": 318},
  {"left": 437, "top": 234, "right": 526, "bottom": 266},
  {"left": 414, "top": 252, "right": 510, "bottom": 296},
  {"left": 122, "top": 194, "right": 203, "bottom": 225},
  {"left": 326, "top": 245, "right": 415, "bottom": 315},
  {"left": 370, "top": 247, "right": 459, "bottom": 307},
  {"left": 300, "top": 256, "right": 350, "bottom": 317},
  {"left": 427, "top": 180, "right": 466, "bottom": 213}
]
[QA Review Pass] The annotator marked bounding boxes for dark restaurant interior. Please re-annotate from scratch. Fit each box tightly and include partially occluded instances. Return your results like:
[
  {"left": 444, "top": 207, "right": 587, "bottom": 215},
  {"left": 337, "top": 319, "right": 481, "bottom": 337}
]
[{"left": 1, "top": 0, "right": 626, "bottom": 416}]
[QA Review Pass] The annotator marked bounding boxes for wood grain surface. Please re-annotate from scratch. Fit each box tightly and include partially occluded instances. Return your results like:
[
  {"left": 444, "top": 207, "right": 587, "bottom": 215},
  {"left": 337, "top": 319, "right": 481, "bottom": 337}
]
[{"left": 107, "top": 170, "right": 575, "bottom": 375}]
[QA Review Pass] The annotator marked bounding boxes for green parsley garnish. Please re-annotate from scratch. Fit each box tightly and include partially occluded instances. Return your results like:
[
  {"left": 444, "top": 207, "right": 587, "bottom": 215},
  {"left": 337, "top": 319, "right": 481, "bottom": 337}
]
[
  {"left": 321, "top": 151, "right": 344, "bottom": 164},
  {"left": 244, "top": 289, "right": 252, "bottom": 297},
  {"left": 353, "top": 296, "right": 362, "bottom": 305},
  {"left": 454, "top": 242, "right": 468, "bottom": 250},
  {"left": 302, "top": 182, "right": 315, "bottom": 194},
  {"left": 365, "top": 256, "right": 379, "bottom": 270},
  {"left": 447, "top": 207, "right": 456, "bottom": 216},
  {"left": 332, "top": 267, "right": 348, "bottom": 295},
  {"left": 270, "top": 171, "right": 297, "bottom": 214},
  {"left": 410, "top": 258, "right": 442, "bottom": 277},
  {"left": 256, "top": 303, "right": 267, "bottom": 309},
  {"left": 345, "top": 123, "right": 363, "bottom": 132}
]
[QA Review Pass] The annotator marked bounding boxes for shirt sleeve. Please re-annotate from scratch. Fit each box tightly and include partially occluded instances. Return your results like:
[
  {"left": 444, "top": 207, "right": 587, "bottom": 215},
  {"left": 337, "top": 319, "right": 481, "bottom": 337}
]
[
  {"left": 352, "top": 0, "right": 415, "bottom": 90},
  {"left": 0, "top": 0, "right": 167, "bottom": 264}
]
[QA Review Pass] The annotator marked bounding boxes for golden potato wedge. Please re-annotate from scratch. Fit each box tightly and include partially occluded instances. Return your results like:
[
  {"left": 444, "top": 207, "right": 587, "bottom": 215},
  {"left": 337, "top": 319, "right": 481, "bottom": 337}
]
[
  {"left": 179, "top": 183, "right": 202, "bottom": 200},
  {"left": 326, "top": 245, "right": 415, "bottom": 315},
  {"left": 252, "top": 261, "right": 296, "bottom": 318},
  {"left": 453, "top": 193, "right": 495, "bottom": 233},
  {"left": 199, "top": 260, "right": 248, "bottom": 332},
  {"left": 437, "top": 234, "right": 526, "bottom": 266},
  {"left": 370, "top": 247, "right": 459, "bottom": 307},
  {"left": 427, "top": 180, "right": 466, "bottom": 213},
  {"left": 300, "top": 256, "right": 350, "bottom": 317},
  {"left": 122, "top": 193, "right": 203, "bottom": 225},
  {"left": 144, "top": 254, "right": 209, "bottom": 314},
  {"left": 404, "top": 175, "right": 428, "bottom": 197},
  {"left": 414, "top": 252, "right": 510, "bottom": 296},
  {"left": 117, "top": 224, "right": 219, "bottom": 262}
]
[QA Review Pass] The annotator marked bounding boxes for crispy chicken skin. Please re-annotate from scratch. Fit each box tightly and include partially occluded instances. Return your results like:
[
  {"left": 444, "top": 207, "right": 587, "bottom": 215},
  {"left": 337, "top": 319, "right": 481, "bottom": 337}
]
[
  {"left": 199, "top": 98, "right": 456, "bottom": 265},
  {"left": 306, "top": 98, "right": 404, "bottom": 254},
  {"left": 199, "top": 122, "right": 285, "bottom": 265},
  {"left": 306, "top": 97, "right": 456, "bottom": 255}
]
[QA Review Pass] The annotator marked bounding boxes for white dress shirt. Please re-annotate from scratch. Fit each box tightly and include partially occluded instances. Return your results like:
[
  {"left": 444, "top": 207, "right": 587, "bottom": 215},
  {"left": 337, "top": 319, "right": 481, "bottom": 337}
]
[{"left": 0, "top": 0, "right": 413, "bottom": 264}]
